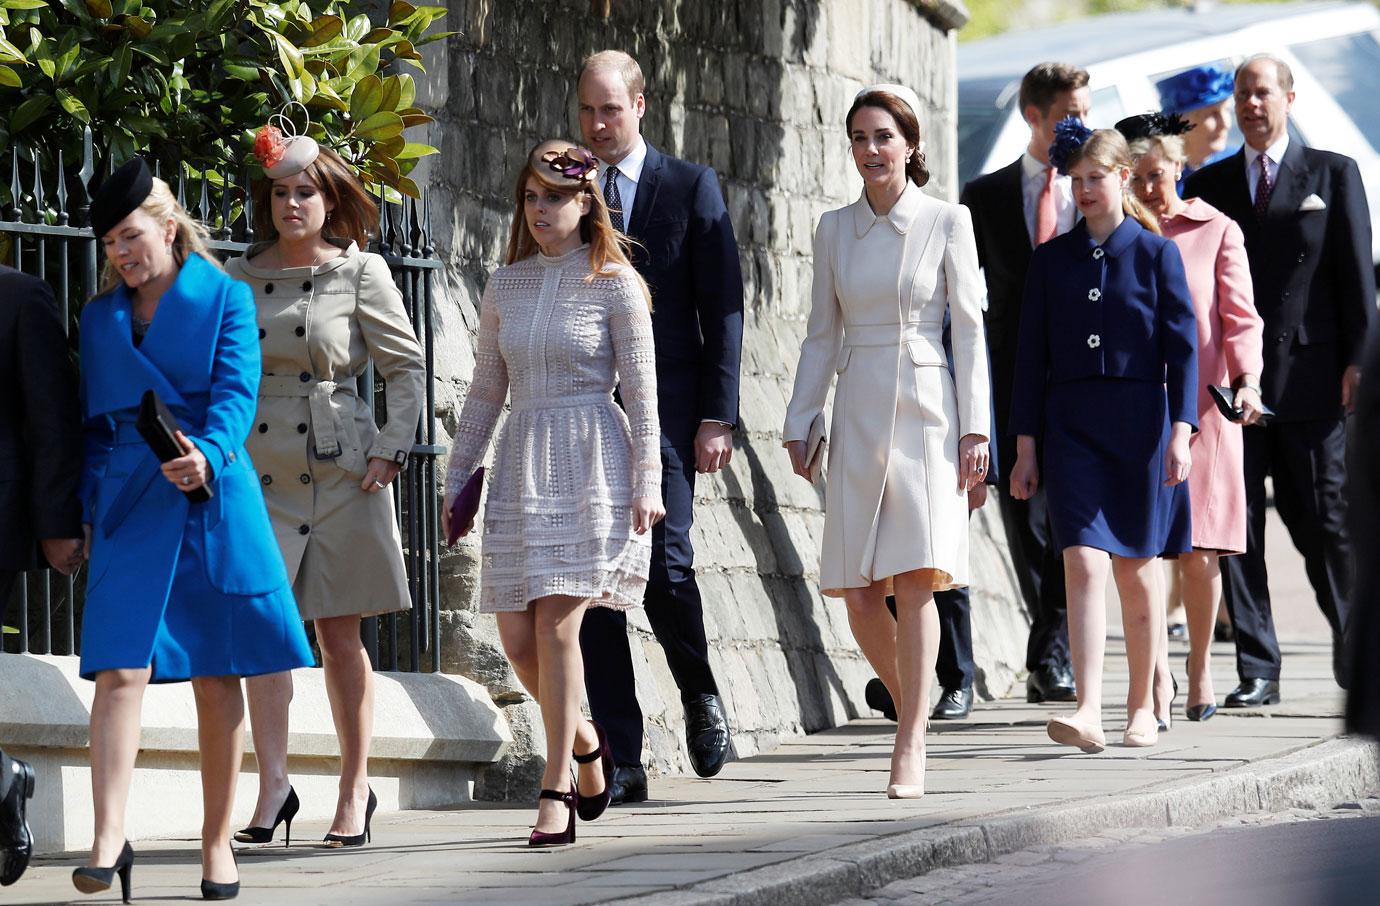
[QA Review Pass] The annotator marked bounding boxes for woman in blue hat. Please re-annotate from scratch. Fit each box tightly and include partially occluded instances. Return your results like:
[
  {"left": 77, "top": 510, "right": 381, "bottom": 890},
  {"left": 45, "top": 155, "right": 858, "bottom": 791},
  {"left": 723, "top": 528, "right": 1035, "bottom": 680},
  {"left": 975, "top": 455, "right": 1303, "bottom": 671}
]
[
  {"left": 72, "top": 158, "right": 313, "bottom": 902},
  {"left": 1156, "top": 63, "right": 1237, "bottom": 189}
]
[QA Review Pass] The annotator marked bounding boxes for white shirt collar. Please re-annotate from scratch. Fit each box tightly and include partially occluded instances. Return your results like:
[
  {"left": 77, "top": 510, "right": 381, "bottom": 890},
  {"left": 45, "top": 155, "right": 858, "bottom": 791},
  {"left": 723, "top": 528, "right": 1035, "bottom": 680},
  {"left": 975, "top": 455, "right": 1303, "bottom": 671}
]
[
  {"left": 602, "top": 137, "right": 647, "bottom": 184},
  {"left": 1245, "top": 134, "right": 1290, "bottom": 169},
  {"left": 1021, "top": 150, "right": 1054, "bottom": 183}
]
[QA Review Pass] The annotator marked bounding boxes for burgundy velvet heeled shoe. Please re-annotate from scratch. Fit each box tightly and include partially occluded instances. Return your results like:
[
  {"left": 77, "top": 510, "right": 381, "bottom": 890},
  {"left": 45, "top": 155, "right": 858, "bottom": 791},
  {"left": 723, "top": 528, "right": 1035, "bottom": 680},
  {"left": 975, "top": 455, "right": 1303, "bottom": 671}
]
[
  {"left": 574, "top": 721, "right": 613, "bottom": 822},
  {"left": 528, "top": 788, "right": 577, "bottom": 847}
]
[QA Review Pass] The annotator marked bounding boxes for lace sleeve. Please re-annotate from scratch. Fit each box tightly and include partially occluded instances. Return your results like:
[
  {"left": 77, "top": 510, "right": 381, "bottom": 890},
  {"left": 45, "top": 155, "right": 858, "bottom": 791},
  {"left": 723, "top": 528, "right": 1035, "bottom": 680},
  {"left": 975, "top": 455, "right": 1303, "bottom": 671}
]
[
  {"left": 608, "top": 275, "right": 661, "bottom": 500},
  {"left": 445, "top": 282, "right": 508, "bottom": 496}
]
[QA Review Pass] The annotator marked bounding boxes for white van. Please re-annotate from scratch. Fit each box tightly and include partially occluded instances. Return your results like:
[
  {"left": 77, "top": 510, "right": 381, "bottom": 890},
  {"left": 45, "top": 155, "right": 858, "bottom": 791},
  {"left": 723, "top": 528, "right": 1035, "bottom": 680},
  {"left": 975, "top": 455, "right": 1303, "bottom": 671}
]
[{"left": 958, "top": 0, "right": 1380, "bottom": 265}]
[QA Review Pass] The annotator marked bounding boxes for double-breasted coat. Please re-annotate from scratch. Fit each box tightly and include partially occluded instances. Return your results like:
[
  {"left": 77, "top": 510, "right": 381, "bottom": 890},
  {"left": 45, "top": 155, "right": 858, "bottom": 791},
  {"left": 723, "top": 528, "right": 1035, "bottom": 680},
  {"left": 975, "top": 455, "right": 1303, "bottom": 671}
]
[
  {"left": 225, "top": 241, "right": 425, "bottom": 621},
  {"left": 77, "top": 253, "right": 314, "bottom": 681},
  {"left": 783, "top": 184, "right": 991, "bottom": 595}
]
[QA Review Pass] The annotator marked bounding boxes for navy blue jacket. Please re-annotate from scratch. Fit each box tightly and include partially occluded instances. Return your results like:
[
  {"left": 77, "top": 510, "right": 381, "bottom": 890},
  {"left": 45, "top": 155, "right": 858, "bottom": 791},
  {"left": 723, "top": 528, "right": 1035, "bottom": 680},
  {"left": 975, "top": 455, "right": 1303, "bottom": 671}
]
[
  {"left": 624, "top": 142, "right": 744, "bottom": 448},
  {"left": 1011, "top": 217, "right": 1199, "bottom": 438}
]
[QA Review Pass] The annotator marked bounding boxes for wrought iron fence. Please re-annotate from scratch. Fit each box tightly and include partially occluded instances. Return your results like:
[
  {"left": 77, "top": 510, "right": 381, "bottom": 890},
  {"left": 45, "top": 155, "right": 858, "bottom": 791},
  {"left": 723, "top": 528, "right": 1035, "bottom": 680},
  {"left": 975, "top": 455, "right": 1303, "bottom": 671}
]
[{"left": 1, "top": 130, "right": 447, "bottom": 673}]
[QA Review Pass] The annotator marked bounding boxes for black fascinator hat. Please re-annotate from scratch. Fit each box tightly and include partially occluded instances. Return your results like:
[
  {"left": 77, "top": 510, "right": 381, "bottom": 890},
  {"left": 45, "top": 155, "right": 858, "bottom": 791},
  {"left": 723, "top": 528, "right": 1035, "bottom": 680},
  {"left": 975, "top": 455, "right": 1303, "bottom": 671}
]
[
  {"left": 1114, "top": 112, "right": 1195, "bottom": 144},
  {"left": 90, "top": 157, "right": 154, "bottom": 239}
]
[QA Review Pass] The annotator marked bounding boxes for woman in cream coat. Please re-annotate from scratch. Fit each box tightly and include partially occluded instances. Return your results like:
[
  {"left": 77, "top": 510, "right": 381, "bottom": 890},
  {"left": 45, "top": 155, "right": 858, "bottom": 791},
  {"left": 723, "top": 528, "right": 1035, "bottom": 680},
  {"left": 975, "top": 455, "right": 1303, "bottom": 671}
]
[{"left": 784, "top": 85, "right": 990, "bottom": 798}]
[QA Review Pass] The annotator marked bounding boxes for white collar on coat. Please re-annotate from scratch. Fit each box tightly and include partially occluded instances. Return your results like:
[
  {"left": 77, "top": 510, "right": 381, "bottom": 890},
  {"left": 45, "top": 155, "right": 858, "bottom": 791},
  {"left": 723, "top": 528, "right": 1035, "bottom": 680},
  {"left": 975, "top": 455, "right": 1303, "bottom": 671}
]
[{"left": 852, "top": 181, "right": 925, "bottom": 238}]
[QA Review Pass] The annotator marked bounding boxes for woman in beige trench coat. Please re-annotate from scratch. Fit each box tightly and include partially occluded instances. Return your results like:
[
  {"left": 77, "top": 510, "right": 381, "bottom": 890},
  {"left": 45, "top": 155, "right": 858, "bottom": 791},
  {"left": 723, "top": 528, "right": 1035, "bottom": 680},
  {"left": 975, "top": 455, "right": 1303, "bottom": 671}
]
[
  {"left": 226, "top": 129, "right": 424, "bottom": 848},
  {"left": 784, "top": 85, "right": 990, "bottom": 798}
]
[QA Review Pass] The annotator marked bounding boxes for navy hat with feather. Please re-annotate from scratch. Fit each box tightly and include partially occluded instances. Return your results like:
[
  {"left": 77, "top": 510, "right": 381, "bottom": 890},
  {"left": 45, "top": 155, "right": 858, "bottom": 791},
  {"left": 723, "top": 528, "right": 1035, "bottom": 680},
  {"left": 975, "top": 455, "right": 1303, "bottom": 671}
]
[
  {"left": 1114, "top": 112, "right": 1195, "bottom": 144},
  {"left": 90, "top": 157, "right": 154, "bottom": 239},
  {"left": 1048, "top": 117, "right": 1094, "bottom": 176}
]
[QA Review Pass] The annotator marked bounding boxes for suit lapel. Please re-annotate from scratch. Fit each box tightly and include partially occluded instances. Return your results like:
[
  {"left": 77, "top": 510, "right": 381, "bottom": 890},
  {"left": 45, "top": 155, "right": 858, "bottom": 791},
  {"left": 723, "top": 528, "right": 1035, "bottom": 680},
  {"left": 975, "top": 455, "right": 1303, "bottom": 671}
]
[
  {"left": 627, "top": 142, "right": 663, "bottom": 238},
  {"left": 996, "top": 160, "right": 1032, "bottom": 262},
  {"left": 1265, "top": 142, "right": 1311, "bottom": 226}
]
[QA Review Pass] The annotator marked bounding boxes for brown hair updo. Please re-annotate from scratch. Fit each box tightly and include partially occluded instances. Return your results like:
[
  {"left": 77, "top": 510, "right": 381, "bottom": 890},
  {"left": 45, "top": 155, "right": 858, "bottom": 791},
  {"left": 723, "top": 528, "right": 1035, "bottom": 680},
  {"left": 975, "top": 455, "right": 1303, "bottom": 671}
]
[
  {"left": 251, "top": 146, "right": 378, "bottom": 250},
  {"left": 845, "top": 91, "right": 930, "bottom": 188}
]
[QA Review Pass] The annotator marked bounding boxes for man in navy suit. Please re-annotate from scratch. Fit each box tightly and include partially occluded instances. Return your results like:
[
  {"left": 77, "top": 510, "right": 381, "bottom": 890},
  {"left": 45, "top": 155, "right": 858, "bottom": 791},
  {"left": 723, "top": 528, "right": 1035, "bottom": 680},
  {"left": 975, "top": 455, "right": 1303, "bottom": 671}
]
[
  {"left": 958, "top": 63, "right": 1090, "bottom": 705},
  {"left": 576, "top": 50, "right": 745, "bottom": 803},
  {"left": 1185, "top": 55, "right": 1375, "bottom": 706}
]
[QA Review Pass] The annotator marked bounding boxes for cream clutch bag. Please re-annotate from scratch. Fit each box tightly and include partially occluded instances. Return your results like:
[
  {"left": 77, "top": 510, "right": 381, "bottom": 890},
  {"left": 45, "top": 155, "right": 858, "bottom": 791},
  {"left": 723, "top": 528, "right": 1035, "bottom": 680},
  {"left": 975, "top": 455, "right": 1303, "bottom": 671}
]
[{"left": 804, "top": 413, "right": 827, "bottom": 482}]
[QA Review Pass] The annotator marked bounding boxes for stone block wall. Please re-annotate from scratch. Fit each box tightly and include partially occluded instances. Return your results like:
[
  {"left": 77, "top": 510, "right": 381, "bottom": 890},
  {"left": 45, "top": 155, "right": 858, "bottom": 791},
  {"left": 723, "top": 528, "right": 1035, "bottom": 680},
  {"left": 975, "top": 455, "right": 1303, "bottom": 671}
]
[{"left": 412, "top": 0, "right": 1030, "bottom": 793}]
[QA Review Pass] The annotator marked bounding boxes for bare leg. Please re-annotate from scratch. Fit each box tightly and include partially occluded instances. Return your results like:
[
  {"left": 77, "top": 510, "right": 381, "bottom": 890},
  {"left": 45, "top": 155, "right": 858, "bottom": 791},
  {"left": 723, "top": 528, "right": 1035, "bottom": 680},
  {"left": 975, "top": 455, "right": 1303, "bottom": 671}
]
[
  {"left": 242, "top": 671, "right": 293, "bottom": 828},
  {"left": 890, "top": 570, "right": 939, "bottom": 789},
  {"left": 530, "top": 596, "right": 589, "bottom": 834},
  {"left": 498, "top": 609, "right": 605, "bottom": 805},
  {"left": 1180, "top": 550, "right": 1221, "bottom": 709},
  {"left": 87, "top": 668, "right": 151, "bottom": 866},
  {"left": 315, "top": 616, "right": 373, "bottom": 836},
  {"left": 1112, "top": 555, "right": 1162, "bottom": 740},
  {"left": 843, "top": 584, "right": 900, "bottom": 702},
  {"left": 1165, "top": 560, "right": 1186, "bottom": 628},
  {"left": 191, "top": 676, "right": 245, "bottom": 885},
  {"left": 1152, "top": 566, "right": 1175, "bottom": 729},
  {"left": 1062, "top": 547, "right": 1110, "bottom": 732}
]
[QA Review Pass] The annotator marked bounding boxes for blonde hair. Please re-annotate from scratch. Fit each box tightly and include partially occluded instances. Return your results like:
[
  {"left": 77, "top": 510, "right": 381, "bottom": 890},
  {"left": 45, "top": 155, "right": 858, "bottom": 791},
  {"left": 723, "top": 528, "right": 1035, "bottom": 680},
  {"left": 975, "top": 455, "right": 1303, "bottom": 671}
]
[
  {"left": 100, "top": 177, "right": 220, "bottom": 291},
  {"left": 1128, "top": 134, "right": 1187, "bottom": 167},
  {"left": 1064, "top": 129, "right": 1160, "bottom": 234},
  {"left": 506, "top": 142, "right": 652, "bottom": 310},
  {"left": 579, "top": 50, "right": 645, "bottom": 101}
]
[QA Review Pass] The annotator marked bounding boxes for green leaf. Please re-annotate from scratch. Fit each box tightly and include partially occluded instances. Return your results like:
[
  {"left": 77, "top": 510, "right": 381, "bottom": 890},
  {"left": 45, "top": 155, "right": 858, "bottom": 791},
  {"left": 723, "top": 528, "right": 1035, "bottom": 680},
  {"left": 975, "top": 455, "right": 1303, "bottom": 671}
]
[
  {"left": 10, "top": 94, "right": 51, "bottom": 131},
  {"left": 0, "top": 1, "right": 50, "bottom": 9},
  {"left": 303, "top": 14, "right": 341, "bottom": 48},
  {"left": 0, "top": 34, "right": 25, "bottom": 63},
  {"left": 121, "top": 15, "right": 152, "bottom": 39},
  {"left": 269, "top": 32, "right": 304, "bottom": 79},
  {"left": 56, "top": 87, "right": 90, "bottom": 122},
  {"left": 352, "top": 110, "right": 402, "bottom": 141},
  {"left": 388, "top": 1, "right": 417, "bottom": 24},
  {"left": 85, "top": 0, "right": 113, "bottom": 16},
  {"left": 343, "top": 13, "right": 369, "bottom": 42},
  {"left": 394, "top": 142, "right": 437, "bottom": 160},
  {"left": 349, "top": 73, "right": 382, "bottom": 121},
  {"left": 0, "top": 64, "right": 20, "bottom": 87},
  {"left": 342, "top": 42, "right": 380, "bottom": 82},
  {"left": 378, "top": 74, "right": 401, "bottom": 111}
]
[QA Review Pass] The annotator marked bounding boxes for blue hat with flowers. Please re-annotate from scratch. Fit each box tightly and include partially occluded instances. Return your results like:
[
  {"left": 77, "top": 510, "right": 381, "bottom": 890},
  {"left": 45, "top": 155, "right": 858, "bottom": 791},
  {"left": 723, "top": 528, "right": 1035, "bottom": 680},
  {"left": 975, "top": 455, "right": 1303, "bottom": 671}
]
[
  {"left": 1049, "top": 116, "right": 1094, "bottom": 176},
  {"left": 1156, "top": 63, "right": 1234, "bottom": 115}
]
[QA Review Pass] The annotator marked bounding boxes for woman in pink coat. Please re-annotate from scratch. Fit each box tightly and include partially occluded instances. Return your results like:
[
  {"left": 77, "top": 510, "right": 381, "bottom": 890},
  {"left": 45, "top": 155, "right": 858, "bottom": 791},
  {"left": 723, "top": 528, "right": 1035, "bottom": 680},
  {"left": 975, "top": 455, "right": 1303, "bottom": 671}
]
[{"left": 1122, "top": 114, "right": 1265, "bottom": 723}]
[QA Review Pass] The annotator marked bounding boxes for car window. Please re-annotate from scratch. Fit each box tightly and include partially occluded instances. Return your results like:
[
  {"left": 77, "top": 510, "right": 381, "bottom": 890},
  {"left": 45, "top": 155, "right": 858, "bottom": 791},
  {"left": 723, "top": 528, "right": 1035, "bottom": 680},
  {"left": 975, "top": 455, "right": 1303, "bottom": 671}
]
[
  {"left": 1087, "top": 86, "right": 1125, "bottom": 130},
  {"left": 958, "top": 103, "right": 1009, "bottom": 186},
  {"left": 1290, "top": 30, "right": 1380, "bottom": 153}
]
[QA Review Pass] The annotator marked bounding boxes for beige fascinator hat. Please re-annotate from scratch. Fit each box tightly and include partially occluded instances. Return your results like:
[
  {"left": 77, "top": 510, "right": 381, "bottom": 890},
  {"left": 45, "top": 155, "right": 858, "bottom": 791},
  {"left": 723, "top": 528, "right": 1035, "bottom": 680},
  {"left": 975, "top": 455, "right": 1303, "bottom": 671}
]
[{"left": 253, "top": 102, "right": 322, "bottom": 179}]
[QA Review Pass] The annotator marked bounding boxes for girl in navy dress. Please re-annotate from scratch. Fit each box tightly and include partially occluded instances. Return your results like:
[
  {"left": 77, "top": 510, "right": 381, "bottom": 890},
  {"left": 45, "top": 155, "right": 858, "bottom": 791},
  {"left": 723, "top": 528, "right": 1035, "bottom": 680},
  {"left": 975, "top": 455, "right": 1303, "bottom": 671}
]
[{"left": 1009, "top": 123, "right": 1198, "bottom": 753}]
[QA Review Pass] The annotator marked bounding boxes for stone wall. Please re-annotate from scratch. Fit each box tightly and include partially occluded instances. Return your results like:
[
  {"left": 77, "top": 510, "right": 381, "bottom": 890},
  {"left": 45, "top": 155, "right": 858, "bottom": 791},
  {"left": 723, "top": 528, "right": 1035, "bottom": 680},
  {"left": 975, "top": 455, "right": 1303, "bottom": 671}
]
[{"left": 412, "top": 0, "right": 1029, "bottom": 793}]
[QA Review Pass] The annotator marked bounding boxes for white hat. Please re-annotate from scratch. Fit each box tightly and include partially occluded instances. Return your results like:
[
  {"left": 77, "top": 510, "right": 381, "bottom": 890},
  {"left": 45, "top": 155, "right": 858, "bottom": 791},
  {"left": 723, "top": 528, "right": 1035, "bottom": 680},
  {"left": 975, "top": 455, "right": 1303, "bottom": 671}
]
[
  {"left": 253, "top": 103, "right": 321, "bottom": 179},
  {"left": 855, "top": 84, "right": 927, "bottom": 155}
]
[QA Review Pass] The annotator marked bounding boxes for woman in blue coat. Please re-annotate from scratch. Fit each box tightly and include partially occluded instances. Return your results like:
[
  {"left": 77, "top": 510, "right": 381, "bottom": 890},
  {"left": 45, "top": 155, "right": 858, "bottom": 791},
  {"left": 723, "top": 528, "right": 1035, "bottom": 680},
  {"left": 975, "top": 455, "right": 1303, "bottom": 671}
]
[
  {"left": 1009, "top": 123, "right": 1198, "bottom": 755},
  {"left": 72, "top": 158, "right": 313, "bottom": 903}
]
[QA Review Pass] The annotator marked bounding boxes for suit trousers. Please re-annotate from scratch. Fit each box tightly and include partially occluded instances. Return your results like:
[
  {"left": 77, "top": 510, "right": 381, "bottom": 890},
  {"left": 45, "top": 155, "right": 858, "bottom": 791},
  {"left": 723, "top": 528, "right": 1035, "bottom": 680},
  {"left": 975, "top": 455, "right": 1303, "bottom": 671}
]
[
  {"left": 580, "top": 444, "right": 720, "bottom": 767},
  {"left": 1, "top": 570, "right": 15, "bottom": 620},
  {"left": 1222, "top": 419, "right": 1352, "bottom": 681},
  {"left": 997, "top": 489, "right": 1071, "bottom": 672},
  {"left": 885, "top": 589, "right": 974, "bottom": 690}
]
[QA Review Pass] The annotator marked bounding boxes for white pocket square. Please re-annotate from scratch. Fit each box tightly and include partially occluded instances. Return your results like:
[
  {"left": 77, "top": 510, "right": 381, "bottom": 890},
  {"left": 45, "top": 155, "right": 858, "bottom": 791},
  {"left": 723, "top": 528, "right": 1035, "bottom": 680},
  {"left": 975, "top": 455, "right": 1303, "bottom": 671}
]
[{"left": 1298, "top": 194, "right": 1327, "bottom": 212}]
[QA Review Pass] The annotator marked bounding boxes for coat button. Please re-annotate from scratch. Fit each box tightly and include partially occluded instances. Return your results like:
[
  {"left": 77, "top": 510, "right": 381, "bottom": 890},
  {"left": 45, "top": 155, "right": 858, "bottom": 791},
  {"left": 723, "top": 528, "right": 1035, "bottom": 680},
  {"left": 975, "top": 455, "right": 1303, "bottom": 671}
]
[
  {"left": 299, "top": 371, "right": 311, "bottom": 382},
  {"left": 298, "top": 524, "right": 309, "bottom": 535},
  {"left": 228, "top": 451, "right": 236, "bottom": 462},
  {"left": 1087, "top": 334, "right": 1101, "bottom": 349},
  {"left": 297, "top": 423, "right": 308, "bottom": 434},
  {"left": 261, "top": 475, "right": 273, "bottom": 486},
  {"left": 264, "top": 283, "right": 274, "bottom": 294},
  {"left": 295, "top": 326, "right": 306, "bottom": 337},
  {"left": 1087, "top": 288, "right": 1102, "bottom": 301},
  {"left": 258, "top": 423, "right": 268, "bottom": 433},
  {"left": 1092, "top": 248, "right": 1104, "bottom": 259},
  {"left": 258, "top": 328, "right": 266, "bottom": 339},
  {"left": 1297, "top": 253, "right": 1305, "bottom": 263},
  {"left": 301, "top": 280, "right": 313, "bottom": 291},
  {"left": 300, "top": 473, "right": 311, "bottom": 484}
]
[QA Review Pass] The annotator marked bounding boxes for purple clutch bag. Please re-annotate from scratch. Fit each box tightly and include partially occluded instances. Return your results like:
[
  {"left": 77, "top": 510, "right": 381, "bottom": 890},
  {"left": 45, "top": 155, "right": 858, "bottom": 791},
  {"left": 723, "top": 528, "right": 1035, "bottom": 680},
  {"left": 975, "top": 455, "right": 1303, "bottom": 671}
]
[{"left": 447, "top": 468, "right": 485, "bottom": 547}]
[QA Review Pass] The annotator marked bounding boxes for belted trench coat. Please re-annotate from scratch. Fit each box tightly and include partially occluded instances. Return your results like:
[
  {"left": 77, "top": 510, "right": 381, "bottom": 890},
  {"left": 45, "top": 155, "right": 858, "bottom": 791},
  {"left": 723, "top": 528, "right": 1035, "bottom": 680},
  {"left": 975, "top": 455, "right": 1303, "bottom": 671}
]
[
  {"left": 225, "top": 241, "right": 424, "bottom": 621},
  {"left": 783, "top": 185, "right": 991, "bottom": 595}
]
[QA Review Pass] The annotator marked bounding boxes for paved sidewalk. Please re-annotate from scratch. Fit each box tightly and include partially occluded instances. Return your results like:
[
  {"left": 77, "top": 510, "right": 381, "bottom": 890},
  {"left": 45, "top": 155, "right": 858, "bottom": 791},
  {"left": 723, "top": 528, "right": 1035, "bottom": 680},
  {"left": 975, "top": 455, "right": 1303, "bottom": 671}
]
[{"left": 15, "top": 636, "right": 1360, "bottom": 906}]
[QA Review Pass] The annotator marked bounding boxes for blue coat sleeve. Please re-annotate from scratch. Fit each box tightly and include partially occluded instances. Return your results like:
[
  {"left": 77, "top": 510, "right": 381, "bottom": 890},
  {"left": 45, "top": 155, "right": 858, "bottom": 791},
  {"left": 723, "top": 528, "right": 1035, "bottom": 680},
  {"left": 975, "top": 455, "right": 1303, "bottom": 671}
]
[
  {"left": 77, "top": 302, "right": 113, "bottom": 525},
  {"left": 688, "top": 167, "right": 744, "bottom": 427},
  {"left": 187, "top": 279, "right": 261, "bottom": 480},
  {"left": 1009, "top": 246, "right": 1051, "bottom": 438},
  {"left": 1156, "top": 241, "right": 1199, "bottom": 429}
]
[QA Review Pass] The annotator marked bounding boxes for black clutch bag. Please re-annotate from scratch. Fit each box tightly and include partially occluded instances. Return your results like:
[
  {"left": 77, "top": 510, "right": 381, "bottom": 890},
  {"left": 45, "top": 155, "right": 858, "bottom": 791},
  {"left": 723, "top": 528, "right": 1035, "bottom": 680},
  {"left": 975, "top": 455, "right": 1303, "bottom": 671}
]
[
  {"left": 1208, "top": 385, "right": 1274, "bottom": 427},
  {"left": 136, "top": 389, "right": 213, "bottom": 503}
]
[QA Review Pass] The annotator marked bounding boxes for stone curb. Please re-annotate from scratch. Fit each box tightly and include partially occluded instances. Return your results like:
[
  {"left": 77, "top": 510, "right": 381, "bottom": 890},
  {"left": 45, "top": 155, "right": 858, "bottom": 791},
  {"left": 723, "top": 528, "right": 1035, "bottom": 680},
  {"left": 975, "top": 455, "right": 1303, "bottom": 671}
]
[{"left": 609, "top": 736, "right": 1380, "bottom": 906}]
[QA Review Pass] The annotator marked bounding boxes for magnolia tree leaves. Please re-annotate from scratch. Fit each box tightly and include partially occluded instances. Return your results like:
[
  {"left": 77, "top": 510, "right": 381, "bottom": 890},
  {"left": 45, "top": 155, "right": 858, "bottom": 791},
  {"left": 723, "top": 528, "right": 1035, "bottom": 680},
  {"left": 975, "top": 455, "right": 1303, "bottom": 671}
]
[{"left": 0, "top": 0, "right": 450, "bottom": 199}]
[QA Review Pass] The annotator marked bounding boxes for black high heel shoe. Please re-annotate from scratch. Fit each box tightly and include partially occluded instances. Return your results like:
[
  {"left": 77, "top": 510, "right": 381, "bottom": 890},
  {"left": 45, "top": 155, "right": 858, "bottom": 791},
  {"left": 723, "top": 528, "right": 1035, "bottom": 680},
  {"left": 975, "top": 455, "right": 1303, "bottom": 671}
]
[
  {"left": 200, "top": 846, "right": 238, "bottom": 900},
  {"left": 322, "top": 788, "right": 376, "bottom": 848},
  {"left": 72, "top": 840, "right": 135, "bottom": 904},
  {"left": 528, "top": 788, "right": 577, "bottom": 846},
  {"left": 574, "top": 721, "right": 613, "bottom": 822},
  {"left": 234, "top": 786, "right": 300, "bottom": 847},
  {"left": 1157, "top": 674, "right": 1179, "bottom": 732}
]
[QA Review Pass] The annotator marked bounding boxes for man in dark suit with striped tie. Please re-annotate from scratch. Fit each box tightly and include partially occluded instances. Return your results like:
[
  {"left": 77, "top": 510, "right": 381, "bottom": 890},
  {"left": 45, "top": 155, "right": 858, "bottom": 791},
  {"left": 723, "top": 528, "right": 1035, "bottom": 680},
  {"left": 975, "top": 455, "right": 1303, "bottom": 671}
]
[
  {"left": 1185, "top": 54, "right": 1376, "bottom": 706},
  {"left": 575, "top": 49, "right": 745, "bottom": 803}
]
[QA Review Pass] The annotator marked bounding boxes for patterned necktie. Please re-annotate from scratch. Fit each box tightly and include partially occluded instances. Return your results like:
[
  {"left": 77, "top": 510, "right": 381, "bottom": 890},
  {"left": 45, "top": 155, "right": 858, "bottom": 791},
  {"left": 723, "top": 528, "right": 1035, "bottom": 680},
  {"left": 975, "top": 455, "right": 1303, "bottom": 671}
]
[
  {"left": 1034, "top": 166, "right": 1058, "bottom": 246},
  {"left": 604, "top": 166, "right": 624, "bottom": 233},
  {"left": 1253, "top": 153, "right": 1274, "bottom": 221}
]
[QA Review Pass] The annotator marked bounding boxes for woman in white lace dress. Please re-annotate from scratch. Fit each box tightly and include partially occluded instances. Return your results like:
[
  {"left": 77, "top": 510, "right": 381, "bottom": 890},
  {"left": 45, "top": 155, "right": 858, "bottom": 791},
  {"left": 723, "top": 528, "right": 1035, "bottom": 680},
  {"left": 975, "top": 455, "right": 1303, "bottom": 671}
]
[{"left": 443, "top": 140, "right": 663, "bottom": 846}]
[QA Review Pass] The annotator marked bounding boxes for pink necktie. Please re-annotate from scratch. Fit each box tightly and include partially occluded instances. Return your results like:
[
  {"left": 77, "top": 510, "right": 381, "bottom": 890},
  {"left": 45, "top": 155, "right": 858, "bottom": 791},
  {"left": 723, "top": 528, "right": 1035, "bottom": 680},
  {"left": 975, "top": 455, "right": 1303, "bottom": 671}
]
[{"left": 1034, "top": 167, "right": 1058, "bottom": 246}]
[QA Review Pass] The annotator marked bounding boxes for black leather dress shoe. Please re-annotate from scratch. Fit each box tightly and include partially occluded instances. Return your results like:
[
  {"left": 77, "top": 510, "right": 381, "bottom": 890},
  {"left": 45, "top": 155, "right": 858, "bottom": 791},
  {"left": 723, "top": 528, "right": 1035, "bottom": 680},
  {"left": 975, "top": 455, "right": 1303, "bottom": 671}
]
[
  {"left": 865, "top": 678, "right": 897, "bottom": 722},
  {"left": 0, "top": 751, "right": 36, "bottom": 887},
  {"left": 683, "top": 694, "right": 731, "bottom": 778},
  {"left": 931, "top": 687, "right": 973, "bottom": 720},
  {"left": 1224, "top": 678, "right": 1281, "bottom": 708},
  {"left": 608, "top": 764, "right": 648, "bottom": 805},
  {"left": 1027, "top": 665, "right": 1077, "bottom": 703}
]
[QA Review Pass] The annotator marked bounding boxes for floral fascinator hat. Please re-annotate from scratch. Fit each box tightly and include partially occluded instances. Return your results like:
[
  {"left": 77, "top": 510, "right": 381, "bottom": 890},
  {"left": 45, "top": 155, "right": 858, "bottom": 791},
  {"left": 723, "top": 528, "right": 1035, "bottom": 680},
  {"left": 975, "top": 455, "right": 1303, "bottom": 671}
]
[
  {"left": 253, "top": 103, "right": 322, "bottom": 179},
  {"left": 1114, "top": 112, "right": 1195, "bottom": 144},
  {"left": 1049, "top": 116, "right": 1095, "bottom": 176},
  {"left": 530, "top": 140, "right": 600, "bottom": 190}
]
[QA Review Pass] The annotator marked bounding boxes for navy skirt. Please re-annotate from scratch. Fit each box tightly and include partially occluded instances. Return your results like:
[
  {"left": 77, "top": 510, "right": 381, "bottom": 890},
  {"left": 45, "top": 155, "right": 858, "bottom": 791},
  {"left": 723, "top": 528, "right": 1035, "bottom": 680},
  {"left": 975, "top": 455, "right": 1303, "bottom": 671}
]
[{"left": 1043, "top": 377, "right": 1191, "bottom": 558}]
